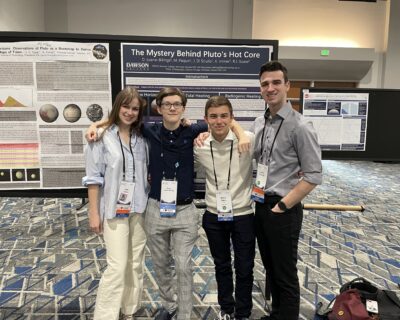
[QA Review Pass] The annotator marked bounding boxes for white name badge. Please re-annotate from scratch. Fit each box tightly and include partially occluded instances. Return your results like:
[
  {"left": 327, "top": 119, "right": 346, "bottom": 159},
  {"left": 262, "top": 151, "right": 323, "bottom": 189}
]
[
  {"left": 255, "top": 163, "right": 269, "bottom": 188},
  {"left": 251, "top": 163, "right": 269, "bottom": 203},
  {"left": 116, "top": 181, "right": 135, "bottom": 218},
  {"left": 216, "top": 190, "right": 233, "bottom": 221},
  {"left": 366, "top": 299, "right": 378, "bottom": 314},
  {"left": 160, "top": 179, "right": 178, "bottom": 217}
]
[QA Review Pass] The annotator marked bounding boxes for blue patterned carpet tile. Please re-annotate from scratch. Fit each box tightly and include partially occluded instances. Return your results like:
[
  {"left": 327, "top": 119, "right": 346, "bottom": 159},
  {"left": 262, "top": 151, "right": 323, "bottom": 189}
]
[{"left": 1, "top": 160, "right": 400, "bottom": 318}]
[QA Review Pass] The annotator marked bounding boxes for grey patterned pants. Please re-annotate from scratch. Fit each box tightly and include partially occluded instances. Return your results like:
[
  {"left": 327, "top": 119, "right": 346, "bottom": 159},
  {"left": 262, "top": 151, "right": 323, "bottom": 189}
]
[{"left": 144, "top": 198, "right": 200, "bottom": 320}]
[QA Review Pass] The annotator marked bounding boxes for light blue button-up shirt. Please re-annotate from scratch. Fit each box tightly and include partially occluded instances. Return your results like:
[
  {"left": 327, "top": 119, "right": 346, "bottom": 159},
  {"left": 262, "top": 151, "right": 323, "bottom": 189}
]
[{"left": 82, "top": 124, "right": 149, "bottom": 220}]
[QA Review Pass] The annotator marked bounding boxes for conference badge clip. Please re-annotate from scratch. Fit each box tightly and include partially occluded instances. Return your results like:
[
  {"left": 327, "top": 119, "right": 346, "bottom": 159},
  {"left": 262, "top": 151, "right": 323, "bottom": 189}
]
[
  {"left": 160, "top": 179, "right": 178, "bottom": 217},
  {"left": 216, "top": 190, "right": 233, "bottom": 221},
  {"left": 251, "top": 163, "right": 268, "bottom": 203},
  {"left": 116, "top": 181, "right": 135, "bottom": 218}
]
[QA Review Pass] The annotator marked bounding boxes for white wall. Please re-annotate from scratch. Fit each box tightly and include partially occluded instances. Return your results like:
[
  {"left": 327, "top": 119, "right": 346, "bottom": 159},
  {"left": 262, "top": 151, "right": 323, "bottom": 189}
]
[
  {"left": 358, "top": 52, "right": 385, "bottom": 88},
  {"left": 0, "top": 0, "right": 45, "bottom": 32},
  {"left": 253, "top": 0, "right": 387, "bottom": 51},
  {"left": 0, "top": 0, "right": 397, "bottom": 88},
  {"left": 253, "top": 0, "right": 389, "bottom": 87},
  {"left": 66, "top": 0, "right": 234, "bottom": 38},
  {"left": 382, "top": 0, "right": 400, "bottom": 89}
]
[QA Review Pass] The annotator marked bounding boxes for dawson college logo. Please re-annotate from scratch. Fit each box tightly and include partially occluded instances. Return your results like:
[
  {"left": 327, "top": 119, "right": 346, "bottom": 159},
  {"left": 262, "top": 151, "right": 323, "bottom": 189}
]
[{"left": 126, "top": 62, "right": 149, "bottom": 71}]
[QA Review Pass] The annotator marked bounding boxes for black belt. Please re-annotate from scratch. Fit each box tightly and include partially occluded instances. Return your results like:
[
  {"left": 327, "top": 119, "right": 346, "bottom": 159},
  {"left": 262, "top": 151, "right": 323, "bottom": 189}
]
[
  {"left": 177, "top": 198, "right": 193, "bottom": 205},
  {"left": 151, "top": 197, "right": 193, "bottom": 206}
]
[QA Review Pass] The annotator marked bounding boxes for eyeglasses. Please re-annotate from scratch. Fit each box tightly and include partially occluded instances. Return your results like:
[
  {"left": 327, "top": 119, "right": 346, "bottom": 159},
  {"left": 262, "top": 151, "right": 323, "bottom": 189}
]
[{"left": 160, "top": 102, "right": 184, "bottom": 109}]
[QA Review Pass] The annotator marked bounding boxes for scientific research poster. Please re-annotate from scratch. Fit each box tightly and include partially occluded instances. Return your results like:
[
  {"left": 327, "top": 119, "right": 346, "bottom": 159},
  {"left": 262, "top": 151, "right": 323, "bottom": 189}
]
[
  {"left": 121, "top": 43, "right": 273, "bottom": 129},
  {"left": 302, "top": 90, "right": 369, "bottom": 151},
  {"left": 0, "top": 41, "right": 112, "bottom": 190}
]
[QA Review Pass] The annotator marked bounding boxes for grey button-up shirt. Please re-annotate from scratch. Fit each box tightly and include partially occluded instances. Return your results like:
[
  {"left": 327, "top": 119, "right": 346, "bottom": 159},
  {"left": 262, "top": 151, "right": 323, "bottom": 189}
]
[
  {"left": 82, "top": 124, "right": 150, "bottom": 220},
  {"left": 250, "top": 101, "right": 322, "bottom": 197}
]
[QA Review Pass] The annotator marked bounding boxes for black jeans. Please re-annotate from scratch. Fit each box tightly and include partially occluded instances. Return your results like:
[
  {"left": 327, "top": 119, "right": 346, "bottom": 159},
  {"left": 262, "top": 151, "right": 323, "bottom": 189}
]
[
  {"left": 255, "top": 197, "right": 303, "bottom": 320},
  {"left": 202, "top": 211, "right": 256, "bottom": 318}
]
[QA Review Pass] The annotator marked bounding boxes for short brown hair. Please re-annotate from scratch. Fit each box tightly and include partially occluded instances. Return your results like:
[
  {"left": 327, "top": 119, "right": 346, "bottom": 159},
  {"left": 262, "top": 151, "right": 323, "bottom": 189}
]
[
  {"left": 205, "top": 96, "right": 233, "bottom": 117},
  {"left": 155, "top": 87, "right": 187, "bottom": 107},
  {"left": 259, "top": 60, "right": 289, "bottom": 83}
]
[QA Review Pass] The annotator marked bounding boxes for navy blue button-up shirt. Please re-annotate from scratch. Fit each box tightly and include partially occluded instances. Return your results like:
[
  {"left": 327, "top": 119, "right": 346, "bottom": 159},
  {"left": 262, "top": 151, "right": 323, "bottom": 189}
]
[{"left": 143, "top": 122, "right": 208, "bottom": 202}]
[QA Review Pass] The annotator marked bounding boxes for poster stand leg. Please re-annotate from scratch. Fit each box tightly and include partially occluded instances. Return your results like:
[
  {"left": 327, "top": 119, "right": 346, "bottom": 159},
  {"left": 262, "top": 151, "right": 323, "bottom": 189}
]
[{"left": 77, "top": 198, "right": 88, "bottom": 210}]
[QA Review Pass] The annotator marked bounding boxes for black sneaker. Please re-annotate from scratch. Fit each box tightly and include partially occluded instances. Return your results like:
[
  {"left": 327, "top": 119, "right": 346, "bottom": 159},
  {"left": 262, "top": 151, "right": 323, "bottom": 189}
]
[{"left": 154, "top": 307, "right": 177, "bottom": 320}]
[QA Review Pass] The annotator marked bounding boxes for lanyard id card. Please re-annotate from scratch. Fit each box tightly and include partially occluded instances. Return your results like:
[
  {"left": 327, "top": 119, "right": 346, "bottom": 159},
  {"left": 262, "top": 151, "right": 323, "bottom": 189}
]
[
  {"left": 216, "top": 190, "right": 233, "bottom": 221},
  {"left": 251, "top": 163, "right": 269, "bottom": 203},
  {"left": 255, "top": 163, "right": 269, "bottom": 188},
  {"left": 366, "top": 299, "right": 378, "bottom": 314},
  {"left": 160, "top": 179, "right": 178, "bottom": 217},
  {"left": 116, "top": 181, "right": 135, "bottom": 218}
]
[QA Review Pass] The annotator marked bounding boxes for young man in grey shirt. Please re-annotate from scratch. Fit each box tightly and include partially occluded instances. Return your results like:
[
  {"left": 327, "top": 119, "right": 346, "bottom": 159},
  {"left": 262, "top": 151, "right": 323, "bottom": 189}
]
[{"left": 250, "top": 61, "right": 322, "bottom": 320}]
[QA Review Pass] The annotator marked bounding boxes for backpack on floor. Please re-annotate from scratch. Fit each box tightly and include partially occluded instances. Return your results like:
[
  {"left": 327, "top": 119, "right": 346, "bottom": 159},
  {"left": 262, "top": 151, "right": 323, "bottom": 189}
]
[{"left": 314, "top": 277, "right": 400, "bottom": 320}]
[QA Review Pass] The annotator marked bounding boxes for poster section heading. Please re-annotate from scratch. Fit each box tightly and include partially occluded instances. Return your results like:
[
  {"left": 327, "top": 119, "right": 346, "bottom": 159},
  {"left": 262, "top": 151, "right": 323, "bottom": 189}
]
[
  {"left": 302, "top": 90, "right": 369, "bottom": 151},
  {"left": 121, "top": 43, "right": 273, "bottom": 128},
  {"left": 0, "top": 41, "right": 109, "bottom": 62},
  {"left": 0, "top": 41, "right": 112, "bottom": 190}
]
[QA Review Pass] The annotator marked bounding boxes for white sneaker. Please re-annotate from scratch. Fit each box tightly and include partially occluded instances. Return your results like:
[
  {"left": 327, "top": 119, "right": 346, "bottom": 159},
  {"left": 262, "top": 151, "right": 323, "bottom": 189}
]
[
  {"left": 214, "top": 311, "right": 233, "bottom": 320},
  {"left": 121, "top": 314, "right": 134, "bottom": 320}
]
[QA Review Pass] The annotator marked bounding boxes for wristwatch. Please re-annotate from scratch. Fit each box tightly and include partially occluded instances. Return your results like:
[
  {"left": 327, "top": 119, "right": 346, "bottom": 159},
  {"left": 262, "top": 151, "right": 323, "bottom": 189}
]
[{"left": 277, "top": 200, "right": 287, "bottom": 211}]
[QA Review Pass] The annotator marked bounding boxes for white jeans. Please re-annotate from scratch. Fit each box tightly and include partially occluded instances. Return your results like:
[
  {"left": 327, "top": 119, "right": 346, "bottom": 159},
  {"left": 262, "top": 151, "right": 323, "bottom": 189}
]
[{"left": 93, "top": 213, "right": 146, "bottom": 320}]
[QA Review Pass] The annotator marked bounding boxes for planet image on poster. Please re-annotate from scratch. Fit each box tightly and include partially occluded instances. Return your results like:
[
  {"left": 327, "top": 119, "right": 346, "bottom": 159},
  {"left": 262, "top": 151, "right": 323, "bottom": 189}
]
[
  {"left": 150, "top": 98, "right": 161, "bottom": 115},
  {"left": 63, "top": 104, "right": 82, "bottom": 123},
  {"left": 12, "top": 169, "right": 25, "bottom": 181},
  {"left": 26, "top": 168, "right": 40, "bottom": 181},
  {"left": 0, "top": 169, "right": 11, "bottom": 182},
  {"left": 86, "top": 103, "right": 104, "bottom": 122},
  {"left": 39, "top": 104, "right": 59, "bottom": 123}
]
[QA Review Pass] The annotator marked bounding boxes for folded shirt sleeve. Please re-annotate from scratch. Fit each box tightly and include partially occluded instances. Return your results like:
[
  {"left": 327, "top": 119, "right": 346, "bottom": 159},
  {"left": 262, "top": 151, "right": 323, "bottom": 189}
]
[
  {"left": 294, "top": 120, "right": 323, "bottom": 186},
  {"left": 82, "top": 140, "right": 106, "bottom": 187}
]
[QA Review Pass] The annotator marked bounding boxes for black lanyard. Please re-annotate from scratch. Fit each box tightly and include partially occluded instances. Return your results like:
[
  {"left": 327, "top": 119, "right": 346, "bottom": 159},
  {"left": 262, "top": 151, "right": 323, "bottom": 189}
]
[
  {"left": 210, "top": 140, "right": 233, "bottom": 191},
  {"left": 117, "top": 131, "right": 136, "bottom": 181},
  {"left": 260, "top": 113, "right": 284, "bottom": 163}
]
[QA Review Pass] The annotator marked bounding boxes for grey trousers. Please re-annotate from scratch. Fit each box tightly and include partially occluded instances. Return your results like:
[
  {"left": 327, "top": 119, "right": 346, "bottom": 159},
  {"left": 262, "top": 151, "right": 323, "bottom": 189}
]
[{"left": 144, "top": 198, "right": 200, "bottom": 320}]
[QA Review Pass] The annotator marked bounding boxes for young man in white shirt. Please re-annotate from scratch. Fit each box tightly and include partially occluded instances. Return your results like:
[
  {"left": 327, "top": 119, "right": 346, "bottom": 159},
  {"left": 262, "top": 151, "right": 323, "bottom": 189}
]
[{"left": 194, "top": 96, "right": 255, "bottom": 320}]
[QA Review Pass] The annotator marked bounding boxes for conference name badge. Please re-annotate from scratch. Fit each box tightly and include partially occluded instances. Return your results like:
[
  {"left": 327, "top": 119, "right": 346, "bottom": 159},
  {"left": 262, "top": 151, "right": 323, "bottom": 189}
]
[
  {"left": 216, "top": 190, "right": 233, "bottom": 221},
  {"left": 366, "top": 299, "right": 378, "bottom": 314},
  {"left": 251, "top": 163, "right": 269, "bottom": 203},
  {"left": 116, "top": 181, "right": 135, "bottom": 218},
  {"left": 160, "top": 179, "right": 177, "bottom": 217}
]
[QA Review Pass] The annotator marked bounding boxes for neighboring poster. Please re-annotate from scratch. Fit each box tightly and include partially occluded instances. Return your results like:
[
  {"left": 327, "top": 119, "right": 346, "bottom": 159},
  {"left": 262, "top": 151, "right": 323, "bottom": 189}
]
[
  {"left": 302, "top": 90, "right": 369, "bottom": 151},
  {"left": 0, "top": 41, "right": 112, "bottom": 190},
  {"left": 121, "top": 43, "right": 273, "bottom": 129}
]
